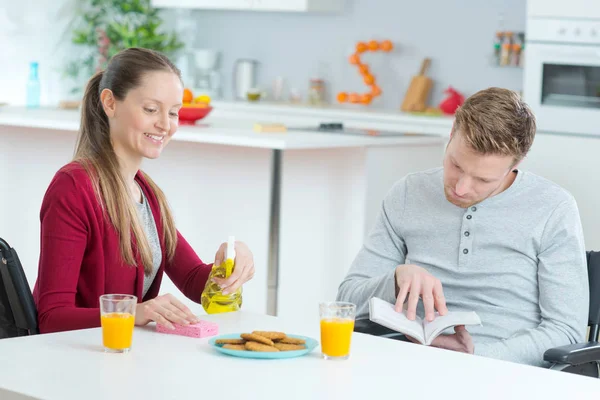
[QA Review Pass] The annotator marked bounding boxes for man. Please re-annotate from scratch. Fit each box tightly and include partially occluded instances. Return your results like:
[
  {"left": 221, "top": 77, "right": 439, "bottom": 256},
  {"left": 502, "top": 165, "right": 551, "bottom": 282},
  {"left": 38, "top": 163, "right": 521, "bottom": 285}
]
[{"left": 337, "top": 87, "right": 589, "bottom": 367}]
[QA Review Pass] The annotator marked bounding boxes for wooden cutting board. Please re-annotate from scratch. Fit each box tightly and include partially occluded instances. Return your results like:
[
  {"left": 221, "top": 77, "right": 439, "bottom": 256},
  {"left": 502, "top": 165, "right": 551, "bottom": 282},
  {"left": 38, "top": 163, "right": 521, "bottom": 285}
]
[{"left": 401, "top": 58, "right": 432, "bottom": 112}]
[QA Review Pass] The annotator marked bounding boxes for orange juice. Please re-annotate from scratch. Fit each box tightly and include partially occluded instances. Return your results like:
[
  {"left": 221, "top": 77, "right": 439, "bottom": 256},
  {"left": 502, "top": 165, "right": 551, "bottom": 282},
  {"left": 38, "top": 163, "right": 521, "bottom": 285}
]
[
  {"left": 101, "top": 312, "right": 135, "bottom": 350},
  {"left": 320, "top": 318, "right": 355, "bottom": 357}
]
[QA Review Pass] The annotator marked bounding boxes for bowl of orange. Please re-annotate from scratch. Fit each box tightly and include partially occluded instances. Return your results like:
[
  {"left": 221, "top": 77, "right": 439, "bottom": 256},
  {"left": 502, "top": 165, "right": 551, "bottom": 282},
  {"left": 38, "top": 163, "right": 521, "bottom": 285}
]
[{"left": 180, "top": 89, "right": 213, "bottom": 125}]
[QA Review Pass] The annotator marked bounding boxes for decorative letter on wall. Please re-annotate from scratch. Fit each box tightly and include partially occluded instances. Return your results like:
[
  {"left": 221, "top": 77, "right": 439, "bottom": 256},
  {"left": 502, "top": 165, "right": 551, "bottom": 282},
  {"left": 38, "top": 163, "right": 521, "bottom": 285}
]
[{"left": 337, "top": 40, "right": 394, "bottom": 105}]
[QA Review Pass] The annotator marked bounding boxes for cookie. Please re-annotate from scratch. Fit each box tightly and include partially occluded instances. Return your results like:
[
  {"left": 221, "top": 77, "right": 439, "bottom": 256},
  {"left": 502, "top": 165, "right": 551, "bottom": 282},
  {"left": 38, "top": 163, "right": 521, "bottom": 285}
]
[
  {"left": 245, "top": 341, "right": 279, "bottom": 352},
  {"left": 241, "top": 333, "right": 274, "bottom": 346},
  {"left": 252, "top": 331, "right": 287, "bottom": 341},
  {"left": 222, "top": 344, "right": 247, "bottom": 351},
  {"left": 279, "top": 337, "right": 306, "bottom": 345},
  {"left": 273, "top": 343, "right": 305, "bottom": 351},
  {"left": 215, "top": 338, "right": 246, "bottom": 345}
]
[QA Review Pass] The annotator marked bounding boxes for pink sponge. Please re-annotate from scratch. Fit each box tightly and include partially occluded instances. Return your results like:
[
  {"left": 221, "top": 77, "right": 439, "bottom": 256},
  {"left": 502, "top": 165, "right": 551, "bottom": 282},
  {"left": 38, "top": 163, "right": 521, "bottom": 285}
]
[{"left": 156, "top": 320, "right": 218, "bottom": 338}]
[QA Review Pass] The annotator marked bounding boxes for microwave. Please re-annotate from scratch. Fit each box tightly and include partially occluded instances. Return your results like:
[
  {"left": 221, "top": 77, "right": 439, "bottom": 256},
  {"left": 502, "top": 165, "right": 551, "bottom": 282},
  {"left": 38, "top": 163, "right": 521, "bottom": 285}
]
[{"left": 523, "top": 17, "right": 600, "bottom": 136}]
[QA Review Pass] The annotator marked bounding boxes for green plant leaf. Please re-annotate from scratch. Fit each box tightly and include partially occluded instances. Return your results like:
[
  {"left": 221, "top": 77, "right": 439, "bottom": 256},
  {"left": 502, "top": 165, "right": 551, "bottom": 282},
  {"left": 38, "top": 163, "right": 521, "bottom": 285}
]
[{"left": 64, "top": 0, "right": 185, "bottom": 85}]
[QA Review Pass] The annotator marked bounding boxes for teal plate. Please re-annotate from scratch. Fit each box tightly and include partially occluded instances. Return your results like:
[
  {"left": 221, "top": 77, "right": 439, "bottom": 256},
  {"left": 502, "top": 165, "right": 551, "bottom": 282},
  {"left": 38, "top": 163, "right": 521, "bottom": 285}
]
[{"left": 208, "top": 333, "right": 319, "bottom": 359}]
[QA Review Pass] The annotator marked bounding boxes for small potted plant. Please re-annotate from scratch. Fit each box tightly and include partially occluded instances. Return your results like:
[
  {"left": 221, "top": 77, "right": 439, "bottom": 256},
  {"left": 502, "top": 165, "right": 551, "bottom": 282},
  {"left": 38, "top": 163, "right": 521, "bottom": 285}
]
[{"left": 61, "top": 0, "right": 183, "bottom": 108}]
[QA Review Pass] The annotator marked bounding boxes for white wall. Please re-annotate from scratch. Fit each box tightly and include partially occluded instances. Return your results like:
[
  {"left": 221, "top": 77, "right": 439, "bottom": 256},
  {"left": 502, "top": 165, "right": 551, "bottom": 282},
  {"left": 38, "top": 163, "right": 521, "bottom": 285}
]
[
  {"left": 521, "top": 133, "right": 600, "bottom": 250},
  {"left": 188, "top": 0, "right": 526, "bottom": 107},
  {"left": 0, "top": 0, "right": 77, "bottom": 106}
]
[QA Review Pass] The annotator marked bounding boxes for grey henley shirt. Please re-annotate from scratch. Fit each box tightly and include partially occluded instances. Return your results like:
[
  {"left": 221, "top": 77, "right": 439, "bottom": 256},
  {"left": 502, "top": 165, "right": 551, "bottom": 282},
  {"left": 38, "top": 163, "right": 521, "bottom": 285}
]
[{"left": 337, "top": 167, "right": 589, "bottom": 366}]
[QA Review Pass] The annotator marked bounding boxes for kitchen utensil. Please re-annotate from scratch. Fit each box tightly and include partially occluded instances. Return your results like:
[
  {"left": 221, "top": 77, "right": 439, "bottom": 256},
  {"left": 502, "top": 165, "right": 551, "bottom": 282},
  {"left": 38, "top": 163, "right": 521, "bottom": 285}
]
[
  {"left": 193, "top": 49, "right": 222, "bottom": 99},
  {"left": 253, "top": 123, "right": 287, "bottom": 133},
  {"left": 401, "top": 58, "right": 433, "bottom": 112},
  {"left": 287, "top": 122, "right": 427, "bottom": 137},
  {"left": 233, "top": 59, "right": 259, "bottom": 100},
  {"left": 439, "top": 87, "right": 465, "bottom": 115}
]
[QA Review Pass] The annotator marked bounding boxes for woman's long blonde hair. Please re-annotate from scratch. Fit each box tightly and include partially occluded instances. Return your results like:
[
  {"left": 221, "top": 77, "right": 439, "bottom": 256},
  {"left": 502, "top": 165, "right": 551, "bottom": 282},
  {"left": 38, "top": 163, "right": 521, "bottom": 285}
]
[{"left": 74, "top": 48, "right": 178, "bottom": 274}]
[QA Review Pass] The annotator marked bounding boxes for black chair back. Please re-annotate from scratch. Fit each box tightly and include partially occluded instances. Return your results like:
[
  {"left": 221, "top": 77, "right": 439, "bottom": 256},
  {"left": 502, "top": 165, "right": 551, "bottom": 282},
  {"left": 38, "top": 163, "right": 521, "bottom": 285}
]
[
  {"left": 0, "top": 237, "right": 38, "bottom": 338},
  {"left": 587, "top": 251, "right": 600, "bottom": 341}
]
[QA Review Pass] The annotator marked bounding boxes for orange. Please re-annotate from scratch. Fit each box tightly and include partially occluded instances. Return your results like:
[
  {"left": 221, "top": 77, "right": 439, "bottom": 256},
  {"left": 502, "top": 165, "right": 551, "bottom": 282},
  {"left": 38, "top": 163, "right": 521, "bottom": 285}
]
[
  {"left": 361, "top": 93, "right": 373, "bottom": 104},
  {"left": 337, "top": 92, "right": 349, "bottom": 103},
  {"left": 371, "top": 85, "right": 382, "bottom": 97},
  {"left": 380, "top": 40, "right": 393, "bottom": 52},
  {"left": 358, "top": 64, "right": 370, "bottom": 76},
  {"left": 355, "top": 42, "right": 367, "bottom": 54},
  {"left": 368, "top": 40, "right": 380, "bottom": 51},
  {"left": 183, "top": 88, "right": 193, "bottom": 104},
  {"left": 349, "top": 54, "right": 361, "bottom": 65},
  {"left": 349, "top": 93, "right": 361, "bottom": 104},
  {"left": 363, "top": 74, "right": 375, "bottom": 86}
]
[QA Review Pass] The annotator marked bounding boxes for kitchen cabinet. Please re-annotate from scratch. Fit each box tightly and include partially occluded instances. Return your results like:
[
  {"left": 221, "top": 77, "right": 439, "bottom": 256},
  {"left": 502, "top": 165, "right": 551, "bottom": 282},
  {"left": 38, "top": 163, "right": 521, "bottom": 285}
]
[
  {"left": 252, "top": 0, "right": 343, "bottom": 12},
  {"left": 151, "top": 0, "right": 344, "bottom": 12},
  {"left": 152, "top": 0, "right": 251, "bottom": 10},
  {"left": 527, "top": 0, "right": 600, "bottom": 19}
]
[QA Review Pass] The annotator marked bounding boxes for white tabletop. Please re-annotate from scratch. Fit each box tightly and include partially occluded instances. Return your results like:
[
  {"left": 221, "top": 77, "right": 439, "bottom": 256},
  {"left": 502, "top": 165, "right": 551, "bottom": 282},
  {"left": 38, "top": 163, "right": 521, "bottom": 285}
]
[
  {"left": 0, "top": 106, "right": 447, "bottom": 150},
  {"left": 0, "top": 311, "right": 598, "bottom": 400}
]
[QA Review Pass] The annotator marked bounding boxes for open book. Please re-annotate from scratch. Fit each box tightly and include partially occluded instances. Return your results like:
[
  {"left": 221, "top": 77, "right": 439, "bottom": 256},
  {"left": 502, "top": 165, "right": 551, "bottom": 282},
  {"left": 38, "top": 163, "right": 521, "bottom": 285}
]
[{"left": 368, "top": 297, "right": 482, "bottom": 345}]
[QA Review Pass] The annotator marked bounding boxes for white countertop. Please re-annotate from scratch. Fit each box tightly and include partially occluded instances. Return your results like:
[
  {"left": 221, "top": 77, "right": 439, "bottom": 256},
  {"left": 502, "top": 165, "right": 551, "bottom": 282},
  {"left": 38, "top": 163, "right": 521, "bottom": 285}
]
[
  {"left": 211, "top": 99, "right": 455, "bottom": 134},
  {"left": 0, "top": 311, "right": 598, "bottom": 400},
  {"left": 0, "top": 106, "right": 448, "bottom": 150}
]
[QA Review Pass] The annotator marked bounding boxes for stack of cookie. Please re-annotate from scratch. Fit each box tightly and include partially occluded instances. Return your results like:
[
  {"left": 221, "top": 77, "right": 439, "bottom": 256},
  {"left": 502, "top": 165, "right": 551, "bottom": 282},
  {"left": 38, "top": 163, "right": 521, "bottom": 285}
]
[{"left": 216, "top": 331, "right": 306, "bottom": 352}]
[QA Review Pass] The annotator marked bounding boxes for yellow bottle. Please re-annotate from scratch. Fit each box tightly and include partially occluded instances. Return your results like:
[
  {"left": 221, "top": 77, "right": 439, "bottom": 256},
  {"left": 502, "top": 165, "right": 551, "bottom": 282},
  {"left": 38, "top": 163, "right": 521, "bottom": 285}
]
[{"left": 201, "top": 236, "right": 243, "bottom": 314}]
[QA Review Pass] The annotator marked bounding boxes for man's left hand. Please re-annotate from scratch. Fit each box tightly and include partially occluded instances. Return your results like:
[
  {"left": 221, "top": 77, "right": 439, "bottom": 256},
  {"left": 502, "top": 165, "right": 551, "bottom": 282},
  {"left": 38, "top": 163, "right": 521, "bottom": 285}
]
[
  {"left": 407, "top": 325, "right": 474, "bottom": 354},
  {"left": 430, "top": 325, "right": 474, "bottom": 354}
]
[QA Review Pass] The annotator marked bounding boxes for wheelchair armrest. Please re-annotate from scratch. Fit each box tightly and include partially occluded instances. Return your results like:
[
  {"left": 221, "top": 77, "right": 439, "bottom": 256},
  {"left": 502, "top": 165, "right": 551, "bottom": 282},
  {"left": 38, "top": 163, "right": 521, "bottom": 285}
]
[{"left": 543, "top": 342, "right": 600, "bottom": 365}]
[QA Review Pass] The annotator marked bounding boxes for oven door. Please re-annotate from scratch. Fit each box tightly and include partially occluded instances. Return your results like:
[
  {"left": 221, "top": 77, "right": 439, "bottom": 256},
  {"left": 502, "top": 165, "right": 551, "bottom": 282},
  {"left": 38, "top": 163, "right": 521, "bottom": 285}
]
[{"left": 524, "top": 42, "right": 600, "bottom": 136}]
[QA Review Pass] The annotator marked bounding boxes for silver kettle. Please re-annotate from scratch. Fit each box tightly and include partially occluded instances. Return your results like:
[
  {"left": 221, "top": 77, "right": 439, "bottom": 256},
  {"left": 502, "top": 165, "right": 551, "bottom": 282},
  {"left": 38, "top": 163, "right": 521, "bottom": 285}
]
[{"left": 233, "top": 59, "right": 259, "bottom": 100}]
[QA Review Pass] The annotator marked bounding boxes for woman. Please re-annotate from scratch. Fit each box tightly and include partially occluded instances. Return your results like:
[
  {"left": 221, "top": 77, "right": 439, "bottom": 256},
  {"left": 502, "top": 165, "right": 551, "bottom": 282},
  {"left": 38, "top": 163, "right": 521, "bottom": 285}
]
[{"left": 33, "top": 48, "right": 255, "bottom": 333}]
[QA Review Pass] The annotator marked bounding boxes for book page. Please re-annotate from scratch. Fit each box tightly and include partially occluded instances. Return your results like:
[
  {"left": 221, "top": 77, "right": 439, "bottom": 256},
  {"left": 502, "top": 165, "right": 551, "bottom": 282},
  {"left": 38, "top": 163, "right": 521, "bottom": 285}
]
[
  {"left": 369, "top": 297, "right": 425, "bottom": 344},
  {"left": 423, "top": 312, "right": 482, "bottom": 345}
]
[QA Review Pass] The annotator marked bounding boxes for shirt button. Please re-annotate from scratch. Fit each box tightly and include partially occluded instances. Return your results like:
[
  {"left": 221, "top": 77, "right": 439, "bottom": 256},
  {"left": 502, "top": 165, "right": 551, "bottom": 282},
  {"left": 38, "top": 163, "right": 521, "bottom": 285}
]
[
  {"left": 466, "top": 215, "right": 472, "bottom": 220},
  {"left": 464, "top": 231, "right": 470, "bottom": 237},
  {"left": 471, "top": 206, "right": 477, "bottom": 212},
  {"left": 463, "top": 249, "right": 469, "bottom": 254}
]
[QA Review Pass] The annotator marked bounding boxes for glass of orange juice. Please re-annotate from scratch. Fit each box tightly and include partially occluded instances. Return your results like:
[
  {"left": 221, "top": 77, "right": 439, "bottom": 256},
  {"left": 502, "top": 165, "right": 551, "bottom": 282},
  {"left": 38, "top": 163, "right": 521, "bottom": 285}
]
[
  {"left": 319, "top": 301, "right": 356, "bottom": 360},
  {"left": 99, "top": 294, "right": 137, "bottom": 353}
]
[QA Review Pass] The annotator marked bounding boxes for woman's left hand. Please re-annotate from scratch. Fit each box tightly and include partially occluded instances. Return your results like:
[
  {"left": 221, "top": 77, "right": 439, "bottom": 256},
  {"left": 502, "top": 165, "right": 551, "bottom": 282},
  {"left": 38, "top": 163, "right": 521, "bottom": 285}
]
[{"left": 213, "top": 241, "right": 255, "bottom": 295}]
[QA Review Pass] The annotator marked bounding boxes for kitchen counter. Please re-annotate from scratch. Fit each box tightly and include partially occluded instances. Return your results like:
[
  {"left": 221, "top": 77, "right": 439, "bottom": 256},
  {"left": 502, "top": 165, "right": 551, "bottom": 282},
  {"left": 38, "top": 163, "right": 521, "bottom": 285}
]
[
  {"left": 0, "top": 106, "right": 448, "bottom": 149},
  {"left": 209, "top": 100, "right": 455, "bottom": 135}
]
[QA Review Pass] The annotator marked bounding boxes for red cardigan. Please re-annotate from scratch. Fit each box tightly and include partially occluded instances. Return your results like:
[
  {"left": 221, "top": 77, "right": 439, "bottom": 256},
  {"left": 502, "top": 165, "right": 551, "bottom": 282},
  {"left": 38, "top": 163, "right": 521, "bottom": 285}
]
[{"left": 32, "top": 162, "right": 212, "bottom": 333}]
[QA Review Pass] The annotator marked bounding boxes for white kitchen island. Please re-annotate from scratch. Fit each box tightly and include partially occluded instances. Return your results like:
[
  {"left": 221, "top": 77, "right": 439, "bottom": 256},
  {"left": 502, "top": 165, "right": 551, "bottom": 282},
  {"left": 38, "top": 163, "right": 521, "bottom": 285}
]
[{"left": 0, "top": 106, "right": 448, "bottom": 323}]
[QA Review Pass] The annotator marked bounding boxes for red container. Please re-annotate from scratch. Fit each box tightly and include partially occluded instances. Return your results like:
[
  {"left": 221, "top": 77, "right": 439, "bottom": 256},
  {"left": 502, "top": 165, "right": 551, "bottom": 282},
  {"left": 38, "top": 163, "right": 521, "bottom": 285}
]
[{"left": 179, "top": 106, "right": 213, "bottom": 125}]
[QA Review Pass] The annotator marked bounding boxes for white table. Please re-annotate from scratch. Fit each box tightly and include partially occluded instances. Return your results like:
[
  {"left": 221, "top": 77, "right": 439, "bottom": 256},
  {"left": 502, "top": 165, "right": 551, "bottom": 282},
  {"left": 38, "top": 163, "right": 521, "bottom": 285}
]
[{"left": 0, "top": 311, "right": 599, "bottom": 400}]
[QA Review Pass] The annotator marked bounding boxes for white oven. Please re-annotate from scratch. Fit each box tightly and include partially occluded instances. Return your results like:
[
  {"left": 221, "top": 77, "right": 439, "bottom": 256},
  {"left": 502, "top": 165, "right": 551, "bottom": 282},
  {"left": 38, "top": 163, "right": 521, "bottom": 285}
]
[{"left": 524, "top": 0, "right": 600, "bottom": 136}]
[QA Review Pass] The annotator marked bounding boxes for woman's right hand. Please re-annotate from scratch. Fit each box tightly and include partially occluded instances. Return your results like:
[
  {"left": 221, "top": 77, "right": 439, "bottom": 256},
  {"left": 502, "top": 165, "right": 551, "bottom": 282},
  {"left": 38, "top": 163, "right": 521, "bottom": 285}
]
[{"left": 135, "top": 293, "right": 199, "bottom": 329}]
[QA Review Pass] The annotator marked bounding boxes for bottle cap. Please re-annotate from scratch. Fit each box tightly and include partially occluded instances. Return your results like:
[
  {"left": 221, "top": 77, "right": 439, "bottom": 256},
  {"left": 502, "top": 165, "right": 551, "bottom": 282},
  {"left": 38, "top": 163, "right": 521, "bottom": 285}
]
[{"left": 226, "top": 236, "right": 236, "bottom": 261}]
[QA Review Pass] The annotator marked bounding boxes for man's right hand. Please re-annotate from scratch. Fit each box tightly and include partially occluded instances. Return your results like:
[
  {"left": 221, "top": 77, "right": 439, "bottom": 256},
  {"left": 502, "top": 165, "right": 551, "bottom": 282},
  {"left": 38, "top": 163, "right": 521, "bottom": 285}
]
[{"left": 394, "top": 264, "right": 448, "bottom": 322}]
